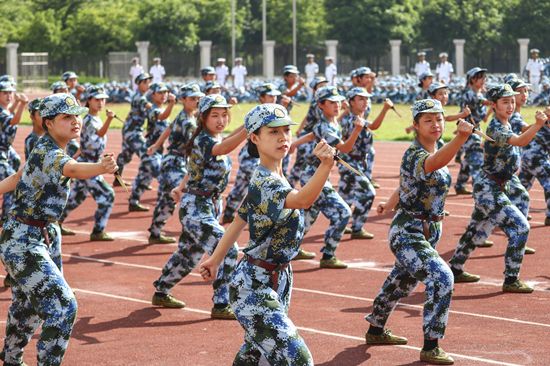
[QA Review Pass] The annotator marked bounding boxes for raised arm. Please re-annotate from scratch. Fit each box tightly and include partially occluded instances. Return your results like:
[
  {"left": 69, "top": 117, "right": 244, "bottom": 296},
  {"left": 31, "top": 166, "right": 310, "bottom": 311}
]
[
  {"left": 63, "top": 153, "right": 118, "bottom": 179},
  {"left": 424, "top": 119, "right": 473, "bottom": 173},
  {"left": 97, "top": 109, "right": 115, "bottom": 137},
  {"left": 157, "top": 93, "right": 176, "bottom": 121},
  {"left": 211, "top": 125, "right": 247, "bottom": 156},
  {"left": 336, "top": 116, "right": 365, "bottom": 153},
  {"left": 369, "top": 99, "right": 393, "bottom": 130},
  {"left": 508, "top": 110, "right": 547, "bottom": 147}
]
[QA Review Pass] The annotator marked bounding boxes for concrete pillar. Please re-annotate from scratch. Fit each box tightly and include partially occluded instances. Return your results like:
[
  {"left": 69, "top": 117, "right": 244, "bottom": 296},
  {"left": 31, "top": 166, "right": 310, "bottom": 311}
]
[
  {"left": 389, "top": 40, "right": 402, "bottom": 76},
  {"left": 5, "top": 43, "right": 19, "bottom": 81},
  {"left": 135, "top": 41, "right": 150, "bottom": 71},
  {"left": 517, "top": 38, "right": 530, "bottom": 73},
  {"left": 199, "top": 41, "right": 212, "bottom": 69},
  {"left": 453, "top": 39, "right": 466, "bottom": 77},
  {"left": 263, "top": 40, "right": 275, "bottom": 79},
  {"left": 325, "top": 40, "right": 339, "bottom": 64}
]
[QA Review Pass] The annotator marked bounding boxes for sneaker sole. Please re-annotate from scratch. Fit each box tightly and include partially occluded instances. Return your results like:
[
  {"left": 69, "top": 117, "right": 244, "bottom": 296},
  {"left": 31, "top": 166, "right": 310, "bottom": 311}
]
[
  {"left": 454, "top": 278, "right": 480, "bottom": 283},
  {"left": 211, "top": 314, "right": 237, "bottom": 320},
  {"left": 152, "top": 301, "right": 186, "bottom": 308},
  {"left": 419, "top": 356, "right": 454, "bottom": 365},
  {"left": 502, "top": 288, "right": 534, "bottom": 294},
  {"left": 320, "top": 265, "right": 348, "bottom": 269}
]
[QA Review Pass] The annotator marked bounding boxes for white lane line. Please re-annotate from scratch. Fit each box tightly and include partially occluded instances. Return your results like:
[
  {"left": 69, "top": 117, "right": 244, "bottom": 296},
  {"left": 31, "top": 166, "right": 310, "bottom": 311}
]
[
  {"left": 73, "top": 287, "right": 523, "bottom": 366},
  {"left": 59, "top": 255, "right": 550, "bottom": 328}
]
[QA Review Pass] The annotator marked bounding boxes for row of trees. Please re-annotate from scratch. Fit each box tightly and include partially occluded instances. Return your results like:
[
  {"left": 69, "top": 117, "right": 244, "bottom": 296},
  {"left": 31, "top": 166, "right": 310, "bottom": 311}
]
[{"left": 1, "top": 0, "right": 548, "bottom": 72}]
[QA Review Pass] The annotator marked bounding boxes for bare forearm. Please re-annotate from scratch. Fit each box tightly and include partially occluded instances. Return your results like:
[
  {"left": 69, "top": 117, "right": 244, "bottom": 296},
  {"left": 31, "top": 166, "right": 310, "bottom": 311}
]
[
  {"left": 510, "top": 124, "right": 542, "bottom": 146},
  {"left": 209, "top": 216, "right": 246, "bottom": 264},
  {"left": 370, "top": 107, "right": 390, "bottom": 130},
  {"left": 63, "top": 162, "right": 107, "bottom": 179},
  {"left": 337, "top": 127, "right": 361, "bottom": 153},
  {"left": 285, "top": 161, "right": 332, "bottom": 209},
  {"left": 385, "top": 187, "right": 400, "bottom": 211},
  {"left": 0, "top": 169, "right": 22, "bottom": 194},
  {"left": 212, "top": 126, "right": 247, "bottom": 156},
  {"left": 425, "top": 134, "right": 468, "bottom": 173},
  {"left": 158, "top": 102, "right": 175, "bottom": 120},
  {"left": 97, "top": 118, "right": 114, "bottom": 137},
  {"left": 11, "top": 104, "right": 26, "bottom": 126}
]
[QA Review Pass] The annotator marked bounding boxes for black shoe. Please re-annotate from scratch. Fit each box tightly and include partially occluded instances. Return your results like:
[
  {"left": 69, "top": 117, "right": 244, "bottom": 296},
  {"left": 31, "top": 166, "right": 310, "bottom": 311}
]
[{"left": 129, "top": 203, "right": 149, "bottom": 212}]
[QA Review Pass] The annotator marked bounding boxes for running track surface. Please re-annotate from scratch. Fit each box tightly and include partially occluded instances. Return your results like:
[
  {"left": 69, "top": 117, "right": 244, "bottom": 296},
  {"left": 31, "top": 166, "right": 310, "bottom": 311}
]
[{"left": 1, "top": 126, "right": 549, "bottom": 366}]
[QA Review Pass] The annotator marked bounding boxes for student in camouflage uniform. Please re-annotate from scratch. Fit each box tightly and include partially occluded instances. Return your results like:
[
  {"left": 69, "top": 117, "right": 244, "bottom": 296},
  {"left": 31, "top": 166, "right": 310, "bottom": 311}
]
[
  {"left": 222, "top": 82, "right": 281, "bottom": 224},
  {"left": 115, "top": 72, "right": 153, "bottom": 181},
  {"left": 290, "top": 86, "right": 366, "bottom": 269},
  {"left": 200, "top": 103, "right": 338, "bottom": 366},
  {"left": 0, "top": 81, "right": 28, "bottom": 223},
  {"left": 505, "top": 77, "right": 550, "bottom": 226},
  {"left": 0, "top": 93, "right": 118, "bottom": 366},
  {"left": 146, "top": 83, "right": 204, "bottom": 244},
  {"left": 24, "top": 99, "right": 45, "bottom": 160},
  {"left": 366, "top": 99, "right": 474, "bottom": 365},
  {"left": 455, "top": 67, "right": 491, "bottom": 194},
  {"left": 50, "top": 81, "right": 69, "bottom": 94},
  {"left": 449, "top": 84, "right": 548, "bottom": 293},
  {"left": 416, "top": 71, "right": 434, "bottom": 101},
  {"left": 152, "top": 94, "right": 247, "bottom": 319},
  {"left": 59, "top": 86, "right": 116, "bottom": 241},
  {"left": 128, "top": 82, "right": 176, "bottom": 211}
]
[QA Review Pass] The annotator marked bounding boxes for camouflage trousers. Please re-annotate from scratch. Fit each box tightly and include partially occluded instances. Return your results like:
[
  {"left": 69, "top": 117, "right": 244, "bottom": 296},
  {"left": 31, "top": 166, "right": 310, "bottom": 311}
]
[
  {"left": 129, "top": 151, "right": 162, "bottom": 206},
  {"left": 449, "top": 173, "right": 530, "bottom": 278},
  {"left": 149, "top": 154, "right": 187, "bottom": 237},
  {"left": 455, "top": 135, "right": 483, "bottom": 190},
  {"left": 338, "top": 161, "right": 376, "bottom": 232},
  {"left": 229, "top": 260, "right": 313, "bottom": 366},
  {"left": 115, "top": 130, "right": 146, "bottom": 176},
  {"left": 153, "top": 194, "right": 238, "bottom": 305},
  {"left": 288, "top": 141, "right": 314, "bottom": 188},
  {"left": 0, "top": 155, "right": 15, "bottom": 222},
  {"left": 0, "top": 218, "right": 77, "bottom": 366},
  {"left": 223, "top": 159, "right": 258, "bottom": 221},
  {"left": 365, "top": 145, "right": 375, "bottom": 179},
  {"left": 366, "top": 210, "right": 453, "bottom": 339},
  {"left": 301, "top": 168, "right": 351, "bottom": 257},
  {"left": 8, "top": 146, "right": 21, "bottom": 171},
  {"left": 519, "top": 148, "right": 550, "bottom": 219},
  {"left": 61, "top": 174, "right": 115, "bottom": 233}
]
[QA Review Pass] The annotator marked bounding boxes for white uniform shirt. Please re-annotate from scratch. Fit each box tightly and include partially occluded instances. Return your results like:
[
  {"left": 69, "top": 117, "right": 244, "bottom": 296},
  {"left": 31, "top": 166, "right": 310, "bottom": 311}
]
[
  {"left": 325, "top": 63, "right": 337, "bottom": 86},
  {"left": 149, "top": 64, "right": 166, "bottom": 83},
  {"left": 526, "top": 59, "right": 545, "bottom": 80},
  {"left": 414, "top": 61, "right": 431, "bottom": 77},
  {"left": 436, "top": 61, "right": 454, "bottom": 84},
  {"left": 129, "top": 65, "right": 144, "bottom": 90},
  {"left": 215, "top": 65, "right": 229, "bottom": 86},
  {"left": 305, "top": 62, "right": 319, "bottom": 82},
  {"left": 232, "top": 65, "right": 248, "bottom": 89}
]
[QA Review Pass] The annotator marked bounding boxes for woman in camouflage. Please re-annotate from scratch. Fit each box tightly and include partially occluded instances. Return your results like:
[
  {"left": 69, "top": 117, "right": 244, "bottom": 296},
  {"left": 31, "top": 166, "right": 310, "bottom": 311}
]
[
  {"left": 151, "top": 94, "right": 247, "bottom": 320},
  {"left": 365, "top": 99, "right": 473, "bottom": 365},
  {"left": 200, "top": 103, "right": 336, "bottom": 366}
]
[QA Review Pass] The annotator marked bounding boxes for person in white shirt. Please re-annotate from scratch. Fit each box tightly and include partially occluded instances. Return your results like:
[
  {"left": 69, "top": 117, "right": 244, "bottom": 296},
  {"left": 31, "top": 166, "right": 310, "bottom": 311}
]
[
  {"left": 525, "top": 49, "right": 545, "bottom": 95},
  {"left": 149, "top": 57, "right": 166, "bottom": 83},
  {"left": 129, "top": 57, "right": 144, "bottom": 91},
  {"left": 304, "top": 54, "right": 319, "bottom": 100},
  {"left": 435, "top": 52, "right": 454, "bottom": 84},
  {"left": 215, "top": 58, "right": 229, "bottom": 87},
  {"left": 231, "top": 57, "right": 247, "bottom": 90},
  {"left": 414, "top": 51, "right": 431, "bottom": 78},
  {"left": 325, "top": 56, "right": 338, "bottom": 86}
]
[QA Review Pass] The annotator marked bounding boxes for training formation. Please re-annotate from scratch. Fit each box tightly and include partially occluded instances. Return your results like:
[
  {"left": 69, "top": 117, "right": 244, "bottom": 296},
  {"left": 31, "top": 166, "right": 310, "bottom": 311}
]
[{"left": 0, "top": 42, "right": 549, "bottom": 365}]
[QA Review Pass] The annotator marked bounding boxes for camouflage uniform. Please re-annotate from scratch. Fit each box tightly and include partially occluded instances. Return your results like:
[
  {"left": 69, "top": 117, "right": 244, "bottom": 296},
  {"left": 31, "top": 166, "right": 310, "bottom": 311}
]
[
  {"left": 115, "top": 91, "right": 149, "bottom": 175},
  {"left": 0, "top": 106, "right": 17, "bottom": 221},
  {"left": 366, "top": 139, "right": 454, "bottom": 339},
  {"left": 153, "top": 130, "right": 238, "bottom": 305},
  {"left": 149, "top": 110, "right": 196, "bottom": 237},
  {"left": 511, "top": 113, "right": 550, "bottom": 220},
  {"left": 455, "top": 87, "right": 486, "bottom": 189},
  {"left": 66, "top": 139, "right": 79, "bottom": 158},
  {"left": 129, "top": 106, "right": 170, "bottom": 206},
  {"left": 301, "top": 113, "right": 351, "bottom": 257},
  {"left": 449, "top": 116, "right": 530, "bottom": 279},
  {"left": 0, "top": 134, "right": 78, "bottom": 366},
  {"left": 60, "top": 114, "right": 115, "bottom": 233},
  {"left": 338, "top": 113, "right": 376, "bottom": 232},
  {"left": 230, "top": 166, "right": 313, "bottom": 366},
  {"left": 24, "top": 132, "right": 41, "bottom": 160}
]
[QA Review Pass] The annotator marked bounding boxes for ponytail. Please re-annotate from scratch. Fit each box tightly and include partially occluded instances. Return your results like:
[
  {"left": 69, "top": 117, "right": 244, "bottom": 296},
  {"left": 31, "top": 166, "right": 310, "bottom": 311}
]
[{"left": 184, "top": 110, "right": 209, "bottom": 156}]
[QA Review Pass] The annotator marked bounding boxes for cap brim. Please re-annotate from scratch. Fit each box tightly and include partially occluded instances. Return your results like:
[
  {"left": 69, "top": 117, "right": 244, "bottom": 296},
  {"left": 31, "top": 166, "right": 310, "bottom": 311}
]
[
  {"left": 91, "top": 93, "right": 109, "bottom": 99},
  {"left": 265, "top": 90, "right": 281, "bottom": 96},
  {"left": 351, "top": 91, "right": 372, "bottom": 98},
  {"left": 210, "top": 103, "right": 232, "bottom": 109},
  {"left": 66, "top": 105, "right": 89, "bottom": 115},
  {"left": 0, "top": 87, "right": 16, "bottom": 92},
  {"left": 325, "top": 95, "right": 345, "bottom": 102},
  {"left": 415, "top": 107, "right": 444, "bottom": 116},
  {"left": 183, "top": 92, "right": 205, "bottom": 98},
  {"left": 266, "top": 118, "right": 297, "bottom": 128}
]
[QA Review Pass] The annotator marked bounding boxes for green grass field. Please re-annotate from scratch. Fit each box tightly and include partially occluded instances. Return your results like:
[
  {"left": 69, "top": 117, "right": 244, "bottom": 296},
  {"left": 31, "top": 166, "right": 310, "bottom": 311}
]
[{"left": 19, "top": 102, "right": 543, "bottom": 142}]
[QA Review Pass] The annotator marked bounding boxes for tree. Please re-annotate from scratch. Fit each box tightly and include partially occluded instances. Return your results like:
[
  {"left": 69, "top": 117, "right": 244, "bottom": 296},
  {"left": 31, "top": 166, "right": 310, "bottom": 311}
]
[{"left": 502, "top": 0, "right": 549, "bottom": 54}]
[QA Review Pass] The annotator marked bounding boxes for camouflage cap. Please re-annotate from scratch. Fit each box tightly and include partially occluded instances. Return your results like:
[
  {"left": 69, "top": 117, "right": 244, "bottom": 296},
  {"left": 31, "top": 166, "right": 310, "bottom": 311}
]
[
  {"left": 355, "top": 66, "right": 373, "bottom": 77},
  {"left": 419, "top": 71, "right": 434, "bottom": 81},
  {"left": 0, "top": 75, "right": 15, "bottom": 85},
  {"left": 466, "top": 67, "right": 487, "bottom": 80},
  {"left": 412, "top": 99, "right": 444, "bottom": 119},
  {"left": 309, "top": 76, "right": 328, "bottom": 89},
  {"left": 283, "top": 65, "right": 299, "bottom": 74},
  {"left": 315, "top": 86, "right": 345, "bottom": 102},
  {"left": 198, "top": 94, "right": 232, "bottom": 114},
  {"left": 204, "top": 80, "right": 221, "bottom": 92},
  {"left": 428, "top": 82, "right": 448, "bottom": 95},
  {"left": 200, "top": 66, "right": 216, "bottom": 75},
  {"left": 85, "top": 85, "right": 109, "bottom": 99},
  {"left": 178, "top": 83, "right": 204, "bottom": 98},
  {"left": 503, "top": 73, "right": 519, "bottom": 84},
  {"left": 28, "top": 98, "right": 42, "bottom": 113},
  {"left": 62, "top": 71, "right": 78, "bottom": 81},
  {"left": 0, "top": 81, "right": 16, "bottom": 92},
  {"left": 135, "top": 72, "right": 153, "bottom": 84},
  {"left": 506, "top": 78, "right": 530, "bottom": 91},
  {"left": 256, "top": 82, "right": 281, "bottom": 96},
  {"left": 149, "top": 82, "right": 169, "bottom": 93},
  {"left": 349, "top": 69, "right": 358, "bottom": 78},
  {"left": 346, "top": 87, "right": 372, "bottom": 100},
  {"left": 486, "top": 84, "right": 519, "bottom": 102},
  {"left": 50, "top": 81, "right": 69, "bottom": 92},
  {"left": 40, "top": 93, "right": 88, "bottom": 117},
  {"left": 244, "top": 103, "right": 296, "bottom": 134}
]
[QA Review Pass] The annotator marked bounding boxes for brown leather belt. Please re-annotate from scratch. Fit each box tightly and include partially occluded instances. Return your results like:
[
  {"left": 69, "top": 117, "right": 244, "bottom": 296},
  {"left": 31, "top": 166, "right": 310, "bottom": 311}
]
[
  {"left": 185, "top": 188, "right": 221, "bottom": 216},
  {"left": 487, "top": 174, "right": 510, "bottom": 192},
  {"left": 411, "top": 213, "right": 445, "bottom": 239},
  {"left": 14, "top": 216, "right": 52, "bottom": 246},
  {"left": 245, "top": 255, "right": 289, "bottom": 291}
]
